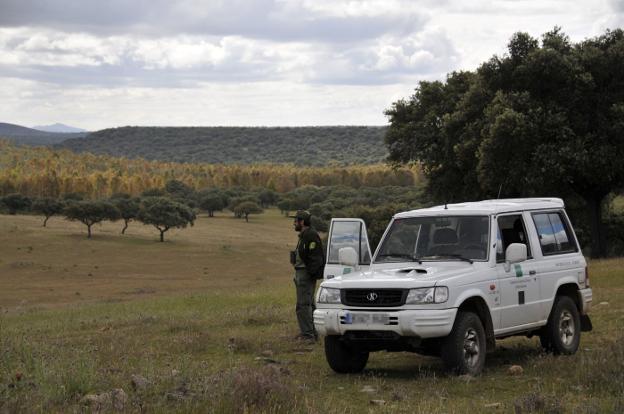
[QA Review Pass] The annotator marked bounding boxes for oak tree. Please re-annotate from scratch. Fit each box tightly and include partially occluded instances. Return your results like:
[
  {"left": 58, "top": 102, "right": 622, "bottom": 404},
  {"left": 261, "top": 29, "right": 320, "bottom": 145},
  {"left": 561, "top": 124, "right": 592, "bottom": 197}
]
[
  {"left": 137, "top": 197, "right": 196, "bottom": 242},
  {"left": 64, "top": 200, "right": 119, "bottom": 238},
  {"left": 32, "top": 197, "right": 65, "bottom": 227}
]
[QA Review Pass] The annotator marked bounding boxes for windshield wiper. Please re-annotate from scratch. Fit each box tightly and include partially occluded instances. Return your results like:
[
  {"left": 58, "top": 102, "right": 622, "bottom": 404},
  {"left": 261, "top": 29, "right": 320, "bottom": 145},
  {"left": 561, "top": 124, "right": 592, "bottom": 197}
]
[
  {"left": 376, "top": 253, "right": 422, "bottom": 264},
  {"left": 417, "top": 254, "right": 474, "bottom": 264}
]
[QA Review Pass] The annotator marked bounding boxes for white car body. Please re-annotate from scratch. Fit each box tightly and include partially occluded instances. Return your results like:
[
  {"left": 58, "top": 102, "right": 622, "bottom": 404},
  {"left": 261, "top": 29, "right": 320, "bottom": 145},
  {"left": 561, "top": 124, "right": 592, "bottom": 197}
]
[{"left": 315, "top": 198, "right": 592, "bottom": 374}]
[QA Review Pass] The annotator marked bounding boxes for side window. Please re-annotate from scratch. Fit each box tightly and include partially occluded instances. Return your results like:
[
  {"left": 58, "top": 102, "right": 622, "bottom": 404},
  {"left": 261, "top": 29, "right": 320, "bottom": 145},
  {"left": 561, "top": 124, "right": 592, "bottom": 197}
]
[
  {"left": 328, "top": 221, "right": 370, "bottom": 265},
  {"left": 496, "top": 214, "right": 531, "bottom": 262},
  {"left": 532, "top": 212, "right": 577, "bottom": 255}
]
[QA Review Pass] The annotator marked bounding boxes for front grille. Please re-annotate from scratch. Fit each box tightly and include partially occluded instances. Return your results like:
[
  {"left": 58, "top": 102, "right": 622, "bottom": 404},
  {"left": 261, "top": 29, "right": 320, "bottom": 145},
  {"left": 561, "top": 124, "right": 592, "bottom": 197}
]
[{"left": 342, "top": 289, "right": 408, "bottom": 307}]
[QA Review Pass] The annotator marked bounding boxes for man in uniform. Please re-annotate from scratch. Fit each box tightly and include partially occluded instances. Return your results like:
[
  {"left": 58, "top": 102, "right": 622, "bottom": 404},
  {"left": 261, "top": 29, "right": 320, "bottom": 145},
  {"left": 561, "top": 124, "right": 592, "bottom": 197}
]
[{"left": 291, "top": 210, "right": 325, "bottom": 342}]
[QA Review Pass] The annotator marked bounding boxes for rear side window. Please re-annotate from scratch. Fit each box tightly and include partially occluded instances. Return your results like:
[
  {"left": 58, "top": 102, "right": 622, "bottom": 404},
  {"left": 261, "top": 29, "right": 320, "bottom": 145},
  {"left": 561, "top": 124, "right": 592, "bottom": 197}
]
[{"left": 532, "top": 212, "right": 577, "bottom": 255}]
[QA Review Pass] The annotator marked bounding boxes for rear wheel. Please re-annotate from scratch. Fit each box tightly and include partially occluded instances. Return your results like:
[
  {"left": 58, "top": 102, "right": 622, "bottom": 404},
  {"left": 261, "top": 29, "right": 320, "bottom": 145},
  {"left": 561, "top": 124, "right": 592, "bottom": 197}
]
[
  {"left": 441, "top": 311, "right": 486, "bottom": 375},
  {"left": 540, "top": 296, "right": 580, "bottom": 355},
  {"left": 324, "top": 335, "right": 369, "bottom": 373}
]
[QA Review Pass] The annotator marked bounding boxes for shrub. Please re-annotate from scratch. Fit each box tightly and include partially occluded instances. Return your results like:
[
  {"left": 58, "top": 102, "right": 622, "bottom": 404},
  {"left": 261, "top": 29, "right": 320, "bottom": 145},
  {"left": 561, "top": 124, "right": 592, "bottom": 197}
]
[
  {"left": 207, "top": 366, "right": 295, "bottom": 413},
  {"left": 0, "top": 193, "right": 31, "bottom": 215}
]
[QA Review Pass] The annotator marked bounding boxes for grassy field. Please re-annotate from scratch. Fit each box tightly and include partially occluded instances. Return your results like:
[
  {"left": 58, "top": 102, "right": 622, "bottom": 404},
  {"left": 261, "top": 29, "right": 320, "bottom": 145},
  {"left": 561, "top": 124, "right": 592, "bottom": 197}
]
[{"left": 1, "top": 210, "right": 623, "bottom": 413}]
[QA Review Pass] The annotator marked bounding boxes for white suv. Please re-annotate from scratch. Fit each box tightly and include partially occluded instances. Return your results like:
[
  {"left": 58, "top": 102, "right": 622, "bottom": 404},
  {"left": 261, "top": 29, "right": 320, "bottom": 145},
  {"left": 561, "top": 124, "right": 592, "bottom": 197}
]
[{"left": 314, "top": 198, "right": 593, "bottom": 375}]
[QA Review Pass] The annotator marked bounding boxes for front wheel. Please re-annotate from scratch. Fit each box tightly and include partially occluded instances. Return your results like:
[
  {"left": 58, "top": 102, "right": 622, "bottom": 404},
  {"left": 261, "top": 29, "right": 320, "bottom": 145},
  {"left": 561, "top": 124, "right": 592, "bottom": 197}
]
[
  {"left": 324, "top": 336, "right": 369, "bottom": 373},
  {"left": 441, "top": 311, "right": 486, "bottom": 375},
  {"left": 540, "top": 296, "right": 580, "bottom": 355}
]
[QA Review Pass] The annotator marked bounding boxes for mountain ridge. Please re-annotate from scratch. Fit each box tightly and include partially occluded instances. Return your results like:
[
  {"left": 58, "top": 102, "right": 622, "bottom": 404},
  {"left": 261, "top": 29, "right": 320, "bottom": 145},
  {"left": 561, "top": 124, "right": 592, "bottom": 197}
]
[
  {"left": 33, "top": 123, "right": 87, "bottom": 133},
  {"left": 56, "top": 125, "right": 389, "bottom": 166},
  {"left": 0, "top": 122, "right": 88, "bottom": 146}
]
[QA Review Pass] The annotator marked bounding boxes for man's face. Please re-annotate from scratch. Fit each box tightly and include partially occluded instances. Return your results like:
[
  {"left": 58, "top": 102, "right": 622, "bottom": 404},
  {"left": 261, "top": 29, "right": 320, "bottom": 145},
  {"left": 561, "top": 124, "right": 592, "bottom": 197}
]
[{"left": 294, "top": 218, "right": 303, "bottom": 232}]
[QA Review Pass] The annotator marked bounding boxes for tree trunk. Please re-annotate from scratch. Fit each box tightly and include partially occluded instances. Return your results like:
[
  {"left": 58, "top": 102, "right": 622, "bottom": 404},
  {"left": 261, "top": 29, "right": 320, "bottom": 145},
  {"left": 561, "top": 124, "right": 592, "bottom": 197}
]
[
  {"left": 87, "top": 224, "right": 92, "bottom": 238},
  {"left": 587, "top": 195, "right": 607, "bottom": 258},
  {"left": 159, "top": 227, "right": 169, "bottom": 242},
  {"left": 122, "top": 219, "right": 129, "bottom": 234},
  {"left": 245, "top": 213, "right": 249, "bottom": 222},
  {"left": 43, "top": 215, "right": 50, "bottom": 227}
]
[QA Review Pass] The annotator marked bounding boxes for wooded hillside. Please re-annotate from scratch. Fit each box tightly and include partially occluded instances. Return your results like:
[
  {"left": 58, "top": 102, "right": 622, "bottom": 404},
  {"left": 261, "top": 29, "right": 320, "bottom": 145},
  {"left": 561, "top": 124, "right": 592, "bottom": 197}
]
[
  {"left": 55, "top": 126, "right": 388, "bottom": 165},
  {"left": 0, "top": 140, "right": 422, "bottom": 198}
]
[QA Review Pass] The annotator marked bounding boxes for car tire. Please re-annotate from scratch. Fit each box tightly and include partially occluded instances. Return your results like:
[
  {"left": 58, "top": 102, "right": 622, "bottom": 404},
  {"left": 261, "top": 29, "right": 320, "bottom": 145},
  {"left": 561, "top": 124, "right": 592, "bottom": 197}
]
[
  {"left": 540, "top": 296, "right": 580, "bottom": 355},
  {"left": 324, "top": 335, "right": 369, "bottom": 373},
  {"left": 441, "top": 311, "right": 486, "bottom": 375}
]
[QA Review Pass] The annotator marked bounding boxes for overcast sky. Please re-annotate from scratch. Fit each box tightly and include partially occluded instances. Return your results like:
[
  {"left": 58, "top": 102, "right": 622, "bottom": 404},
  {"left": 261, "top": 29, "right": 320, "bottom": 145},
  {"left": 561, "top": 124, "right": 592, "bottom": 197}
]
[{"left": 0, "top": 0, "right": 621, "bottom": 130}]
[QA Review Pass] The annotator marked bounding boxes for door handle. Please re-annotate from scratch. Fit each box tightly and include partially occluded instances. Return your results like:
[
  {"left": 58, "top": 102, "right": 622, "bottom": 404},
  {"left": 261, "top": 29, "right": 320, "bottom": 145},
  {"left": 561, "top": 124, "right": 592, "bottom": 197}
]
[{"left": 529, "top": 270, "right": 537, "bottom": 275}]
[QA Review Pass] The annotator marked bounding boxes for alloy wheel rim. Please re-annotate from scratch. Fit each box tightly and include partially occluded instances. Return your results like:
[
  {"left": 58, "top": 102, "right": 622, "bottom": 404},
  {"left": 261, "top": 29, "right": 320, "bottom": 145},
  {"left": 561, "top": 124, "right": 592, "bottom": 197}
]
[
  {"left": 559, "top": 310, "right": 575, "bottom": 346},
  {"left": 463, "top": 328, "right": 480, "bottom": 367}
]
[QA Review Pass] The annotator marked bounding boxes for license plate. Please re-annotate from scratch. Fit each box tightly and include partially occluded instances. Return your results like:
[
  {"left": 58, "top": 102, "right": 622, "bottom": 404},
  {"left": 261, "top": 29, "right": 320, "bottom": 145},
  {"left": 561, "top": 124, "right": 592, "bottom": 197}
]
[{"left": 344, "top": 312, "right": 389, "bottom": 325}]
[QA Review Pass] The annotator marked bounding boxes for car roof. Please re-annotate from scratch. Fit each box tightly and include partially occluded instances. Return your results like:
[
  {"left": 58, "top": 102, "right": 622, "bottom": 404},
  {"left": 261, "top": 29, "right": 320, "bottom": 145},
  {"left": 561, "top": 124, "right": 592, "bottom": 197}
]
[{"left": 394, "top": 198, "right": 565, "bottom": 218}]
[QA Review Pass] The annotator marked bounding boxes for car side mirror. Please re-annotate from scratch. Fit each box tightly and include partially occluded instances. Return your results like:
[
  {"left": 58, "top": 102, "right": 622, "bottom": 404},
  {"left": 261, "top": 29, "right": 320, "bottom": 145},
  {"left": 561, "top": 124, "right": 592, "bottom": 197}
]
[
  {"left": 338, "top": 247, "right": 359, "bottom": 268},
  {"left": 504, "top": 243, "right": 527, "bottom": 272}
]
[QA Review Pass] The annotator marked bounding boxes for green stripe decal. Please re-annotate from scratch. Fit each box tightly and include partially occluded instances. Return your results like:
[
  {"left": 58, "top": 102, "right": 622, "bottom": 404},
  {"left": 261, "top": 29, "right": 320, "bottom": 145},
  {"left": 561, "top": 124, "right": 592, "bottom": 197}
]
[{"left": 514, "top": 264, "right": 524, "bottom": 277}]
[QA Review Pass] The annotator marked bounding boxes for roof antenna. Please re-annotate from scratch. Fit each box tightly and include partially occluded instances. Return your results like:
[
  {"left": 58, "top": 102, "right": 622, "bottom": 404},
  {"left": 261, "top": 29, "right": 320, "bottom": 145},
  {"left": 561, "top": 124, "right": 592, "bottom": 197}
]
[
  {"left": 497, "top": 183, "right": 504, "bottom": 199},
  {"left": 444, "top": 202, "right": 448, "bottom": 210}
]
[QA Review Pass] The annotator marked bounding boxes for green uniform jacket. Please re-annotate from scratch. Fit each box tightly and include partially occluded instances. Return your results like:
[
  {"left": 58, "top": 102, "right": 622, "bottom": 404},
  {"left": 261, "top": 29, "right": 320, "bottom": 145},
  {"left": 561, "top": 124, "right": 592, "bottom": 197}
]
[{"left": 297, "top": 227, "right": 325, "bottom": 279}]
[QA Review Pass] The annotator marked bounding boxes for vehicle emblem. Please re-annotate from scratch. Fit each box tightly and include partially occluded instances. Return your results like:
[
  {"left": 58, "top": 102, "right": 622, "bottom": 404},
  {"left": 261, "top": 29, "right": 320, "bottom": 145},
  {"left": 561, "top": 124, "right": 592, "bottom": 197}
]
[{"left": 366, "top": 292, "right": 378, "bottom": 301}]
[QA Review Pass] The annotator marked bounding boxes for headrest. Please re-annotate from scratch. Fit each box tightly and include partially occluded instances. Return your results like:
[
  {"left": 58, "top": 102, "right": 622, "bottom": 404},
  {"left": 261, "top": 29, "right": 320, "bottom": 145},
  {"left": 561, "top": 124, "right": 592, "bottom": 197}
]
[{"left": 433, "top": 228, "right": 458, "bottom": 244}]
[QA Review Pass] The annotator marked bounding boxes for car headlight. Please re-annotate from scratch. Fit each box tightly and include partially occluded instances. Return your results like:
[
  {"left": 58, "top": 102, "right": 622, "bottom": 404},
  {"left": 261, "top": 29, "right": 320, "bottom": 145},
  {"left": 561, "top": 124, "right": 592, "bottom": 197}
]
[
  {"left": 405, "top": 287, "right": 448, "bottom": 304},
  {"left": 317, "top": 287, "right": 341, "bottom": 304}
]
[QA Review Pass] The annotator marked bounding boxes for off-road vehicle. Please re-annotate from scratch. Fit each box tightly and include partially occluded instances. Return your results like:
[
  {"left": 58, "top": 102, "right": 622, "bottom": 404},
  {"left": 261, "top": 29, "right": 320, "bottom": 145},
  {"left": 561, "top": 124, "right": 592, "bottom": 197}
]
[{"left": 314, "top": 198, "right": 592, "bottom": 375}]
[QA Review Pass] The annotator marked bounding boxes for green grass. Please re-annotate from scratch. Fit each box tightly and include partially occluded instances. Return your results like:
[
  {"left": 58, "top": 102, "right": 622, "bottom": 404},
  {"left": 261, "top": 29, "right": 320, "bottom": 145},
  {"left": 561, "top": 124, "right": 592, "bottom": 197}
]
[{"left": 1, "top": 212, "right": 623, "bottom": 413}]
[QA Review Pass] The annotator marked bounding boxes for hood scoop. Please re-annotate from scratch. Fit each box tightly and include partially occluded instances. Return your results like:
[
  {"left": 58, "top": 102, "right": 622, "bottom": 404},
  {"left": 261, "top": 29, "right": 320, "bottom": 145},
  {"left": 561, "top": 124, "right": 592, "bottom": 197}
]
[{"left": 396, "top": 267, "right": 427, "bottom": 275}]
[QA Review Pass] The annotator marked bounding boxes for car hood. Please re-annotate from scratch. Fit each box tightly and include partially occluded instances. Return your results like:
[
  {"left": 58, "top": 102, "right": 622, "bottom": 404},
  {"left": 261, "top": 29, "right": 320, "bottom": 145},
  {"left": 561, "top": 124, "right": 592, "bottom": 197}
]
[{"left": 322, "top": 262, "right": 484, "bottom": 289}]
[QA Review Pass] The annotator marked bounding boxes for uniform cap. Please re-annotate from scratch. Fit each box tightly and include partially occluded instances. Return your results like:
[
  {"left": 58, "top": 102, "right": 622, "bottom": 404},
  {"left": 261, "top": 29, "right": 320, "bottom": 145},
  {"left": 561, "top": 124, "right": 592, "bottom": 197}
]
[{"left": 295, "top": 210, "right": 311, "bottom": 221}]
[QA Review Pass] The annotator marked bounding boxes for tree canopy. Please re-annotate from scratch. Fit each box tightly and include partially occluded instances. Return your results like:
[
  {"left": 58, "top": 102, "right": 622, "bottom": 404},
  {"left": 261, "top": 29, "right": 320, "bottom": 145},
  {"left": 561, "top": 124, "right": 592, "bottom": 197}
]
[
  {"left": 199, "top": 192, "right": 226, "bottom": 217},
  {"left": 233, "top": 201, "right": 263, "bottom": 222},
  {"left": 385, "top": 28, "right": 624, "bottom": 257},
  {"left": 111, "top": 195, "right": 141, "bottom": 234},
  {"left": 1, "top": 193, "right": 32, "bottom": 215},
  {"left": 63, "top": 200, "right": 119, "bottom": 238},
  {"left": 137, "top": 197, "right": 196, "bottom": 242},
  {"left": 32, "top": 197, "right": 65, "bottom": 227}
]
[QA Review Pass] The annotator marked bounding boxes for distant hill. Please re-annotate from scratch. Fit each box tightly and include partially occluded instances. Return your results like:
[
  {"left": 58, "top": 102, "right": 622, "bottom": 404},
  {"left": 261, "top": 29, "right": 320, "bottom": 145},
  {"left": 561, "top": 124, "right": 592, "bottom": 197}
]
[
  {"left": 56, "top": 126, "right": 389, "bottom": 166},
  {"left": 0, "top": 122, "right": 50, "bottom": 137},
  {"left": 33, "top": 123, "right": 87, "bottom": 133},
  {"left": 0, "top": 122, "right": 88, "bottom": 146}
]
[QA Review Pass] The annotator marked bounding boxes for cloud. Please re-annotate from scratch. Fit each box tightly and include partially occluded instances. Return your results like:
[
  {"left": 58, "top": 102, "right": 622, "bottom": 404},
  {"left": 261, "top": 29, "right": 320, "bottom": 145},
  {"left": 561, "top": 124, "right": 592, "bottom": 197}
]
[
  {"left": 303, "top": 28, "right": 459, "bottom": 85},
  {"left": 0, "top": 25, "right": 457, "bottom": 87},
  {"left": 600, "top": 0, "right": 624, "bottom": 29},
  {"left": 0, "top": 0, "right": 427, "bottom": 42},
  {"left": 0, "top": 77, "right": 408, "bottom": 129},
  {"left": 609, "top": 0, "right": 624, "bottom": 12},
  {"left": 0, "top": 0, "right": 615, "bottom": 129}
]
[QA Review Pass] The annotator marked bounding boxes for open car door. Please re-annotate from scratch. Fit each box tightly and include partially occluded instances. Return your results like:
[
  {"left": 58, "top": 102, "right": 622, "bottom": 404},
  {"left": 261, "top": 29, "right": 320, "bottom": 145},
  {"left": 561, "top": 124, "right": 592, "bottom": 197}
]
[{"left": 323, "top": 218, "right": 372, "bottom": 279}]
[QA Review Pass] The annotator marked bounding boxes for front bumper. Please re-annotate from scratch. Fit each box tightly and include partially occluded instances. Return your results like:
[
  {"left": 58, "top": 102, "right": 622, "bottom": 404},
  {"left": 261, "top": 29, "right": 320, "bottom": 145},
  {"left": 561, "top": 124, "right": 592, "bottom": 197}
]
[
  {"left": 313, "top": 308, "right": 457, "bottom": 338},
  {"left": 578, "top": 287, "right": 592, "bottom": 314}
]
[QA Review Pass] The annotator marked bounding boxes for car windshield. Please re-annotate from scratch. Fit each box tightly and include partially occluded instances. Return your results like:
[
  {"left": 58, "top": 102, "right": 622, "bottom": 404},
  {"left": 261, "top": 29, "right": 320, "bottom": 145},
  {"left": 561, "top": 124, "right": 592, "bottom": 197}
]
[{"left": 375, "top": 215, "right": 490, "bottom": 263}]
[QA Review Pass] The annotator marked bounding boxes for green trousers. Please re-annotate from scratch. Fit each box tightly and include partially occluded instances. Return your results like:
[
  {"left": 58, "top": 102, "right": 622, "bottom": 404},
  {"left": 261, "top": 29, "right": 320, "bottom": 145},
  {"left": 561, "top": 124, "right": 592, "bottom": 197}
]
[{"left": 294, "top": 268, "right": 317, "bottom": 338}]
